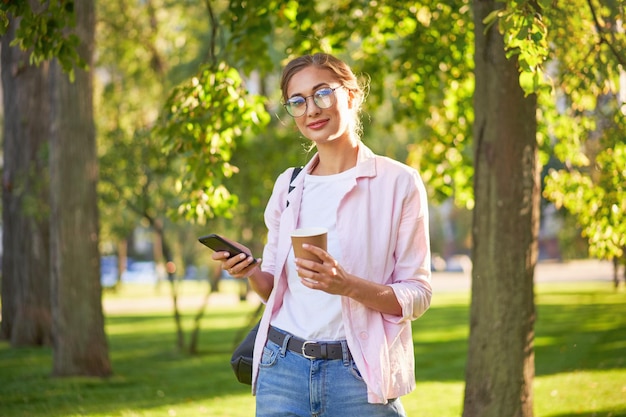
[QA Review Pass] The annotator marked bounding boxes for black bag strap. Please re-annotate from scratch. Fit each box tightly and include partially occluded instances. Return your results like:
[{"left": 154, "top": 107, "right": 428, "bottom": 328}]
[
  {"left": 288, "top": 166, "right": 302, "bottom": 194},
  {"left": 286, "top": 166, "right": 302, "bottom": 206}
]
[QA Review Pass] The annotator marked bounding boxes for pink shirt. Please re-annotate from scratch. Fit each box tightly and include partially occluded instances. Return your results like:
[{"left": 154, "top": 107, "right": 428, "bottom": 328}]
[{"left": 252, "top": 143, "right": 432, "bottom": 404}]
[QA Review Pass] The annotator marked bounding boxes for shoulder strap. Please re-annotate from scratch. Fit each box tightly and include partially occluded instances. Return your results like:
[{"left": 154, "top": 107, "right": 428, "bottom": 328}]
[
  {"left": 286, "top": 167, "right": 302, "bottom": 207},
  {"left": 288, "top": 167, "right": 303, "bottom": 194}
]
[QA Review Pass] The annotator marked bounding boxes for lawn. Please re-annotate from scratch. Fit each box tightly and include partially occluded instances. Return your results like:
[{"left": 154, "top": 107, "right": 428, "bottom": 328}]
[{"left": 0, "top": 280, "right": 624, "bottom": 417}]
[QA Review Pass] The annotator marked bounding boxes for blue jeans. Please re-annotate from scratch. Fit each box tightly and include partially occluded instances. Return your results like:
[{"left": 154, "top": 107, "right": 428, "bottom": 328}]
[{"left": 255, "top": 330, "right": 406, "bottom": 417}]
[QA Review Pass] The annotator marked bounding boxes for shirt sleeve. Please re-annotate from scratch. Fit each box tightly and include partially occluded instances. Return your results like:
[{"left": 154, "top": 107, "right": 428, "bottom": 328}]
[
  {"left": 385, "top": 168, "right": 432, "bottom": 322},
  {"left": 261, "top": 169, "right": 293, "bottom": 277}
]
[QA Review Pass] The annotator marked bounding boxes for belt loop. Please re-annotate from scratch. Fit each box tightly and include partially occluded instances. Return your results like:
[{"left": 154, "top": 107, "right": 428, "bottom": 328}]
[
  {"left": 341, "top": 340, "right": 350, "bottom": 365},
  {"left": 320, "top": 344, "right": 328, "bottom": 359},
  {"left": 280, "top": 333, "right": 291, "bottom": 357}
]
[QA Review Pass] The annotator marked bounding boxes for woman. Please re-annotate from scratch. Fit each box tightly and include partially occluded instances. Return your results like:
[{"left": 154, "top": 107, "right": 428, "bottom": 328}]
[{"left": 213, "top": 53, "right": 432, "bottom": 416}]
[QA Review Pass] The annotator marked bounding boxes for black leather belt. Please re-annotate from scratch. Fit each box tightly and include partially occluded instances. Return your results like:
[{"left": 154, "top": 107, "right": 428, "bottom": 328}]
[{"left": 268, "top": 326, "right": 348, "bottom": 360}]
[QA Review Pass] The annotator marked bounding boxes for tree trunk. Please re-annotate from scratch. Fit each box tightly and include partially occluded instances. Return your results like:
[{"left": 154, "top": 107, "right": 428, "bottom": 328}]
[
  {"left": 49, "top": 0, "right": 111, "bottom": 376},
  {"left": 117, "top": 239, "right": 128, "bottom": 287},
  {"left": 152, "top": 219, "right": 185, "bottom": 351},
  {"left": 1, "top": 14, "right": 52, "bottom": 346},
  {"left": 463, "top": 1, "right": 540, "bottom": 417}
]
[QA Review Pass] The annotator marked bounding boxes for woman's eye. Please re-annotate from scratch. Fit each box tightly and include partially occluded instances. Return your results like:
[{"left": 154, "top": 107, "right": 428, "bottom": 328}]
[
  {"left": 315, "top": 88, "right": 332, "bottom": 98},
  {"left": 289, "top": 98, "right": 305, "bottom": 107}
]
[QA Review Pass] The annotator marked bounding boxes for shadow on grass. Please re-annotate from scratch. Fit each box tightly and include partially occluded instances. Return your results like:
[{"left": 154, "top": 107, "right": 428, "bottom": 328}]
[
  {"left": 413, "top": 304, "right": 469, "bottom": 382},
  {"left": 411, "top": 289, "right": 626, "bottom": 382},
  {"left": 548, "top": 410, "right": 626, "bottom": 417},
  {"left": 0, "top": 309, "right": 255, "bottom": 417}
]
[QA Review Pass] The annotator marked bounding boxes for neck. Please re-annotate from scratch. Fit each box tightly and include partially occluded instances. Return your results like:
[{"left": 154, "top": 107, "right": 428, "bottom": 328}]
[{"left": 312, "top": 139, "right": 359, "bottom": 175}]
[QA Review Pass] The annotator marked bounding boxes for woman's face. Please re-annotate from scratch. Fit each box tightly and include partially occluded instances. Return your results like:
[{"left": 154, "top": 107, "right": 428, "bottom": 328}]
[{"left": 285, "top": 66, "right": 353, "bottom": 144}]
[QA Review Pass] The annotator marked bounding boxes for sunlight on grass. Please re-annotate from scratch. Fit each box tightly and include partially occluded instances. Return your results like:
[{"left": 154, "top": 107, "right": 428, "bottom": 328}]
[
  {"left": 1, "top": 281, "right": 624, "bottom": 417},
  {"left": 535, "top": 370, "right": 626, "bottom": 417},
  {"left": 405, "top": 381, "right": 465, "bottom": 416}
]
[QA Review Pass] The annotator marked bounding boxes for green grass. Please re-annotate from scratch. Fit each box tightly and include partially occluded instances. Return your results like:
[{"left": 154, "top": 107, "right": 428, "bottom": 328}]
[{"left": 0, "top": 281, "right": 625, "bottom": 417}]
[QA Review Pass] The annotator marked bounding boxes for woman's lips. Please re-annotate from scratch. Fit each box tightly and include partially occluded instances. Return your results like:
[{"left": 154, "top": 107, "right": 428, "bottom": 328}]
[{"left": 307, "top": 119, "right": 329, "bottom": 129}]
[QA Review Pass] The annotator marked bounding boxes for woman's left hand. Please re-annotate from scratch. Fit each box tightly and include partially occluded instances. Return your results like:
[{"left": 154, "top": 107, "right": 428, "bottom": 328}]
[
  {"left": 295, "top": 244, "right": 352, "bottom": 295},
  {"left": 296, "top": 244, "right": 404, "bottom": 316}
]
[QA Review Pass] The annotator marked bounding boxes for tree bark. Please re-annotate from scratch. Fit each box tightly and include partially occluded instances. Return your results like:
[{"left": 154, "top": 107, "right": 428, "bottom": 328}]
[
  {"left": 463, "top": 1, "right": 540, "bottom": 417},
  {"left": 49, "top": 0, "right": 111, "bottom": 376},
  {"left": 1, "top": 14, "right": 52, "bottom": 346}
]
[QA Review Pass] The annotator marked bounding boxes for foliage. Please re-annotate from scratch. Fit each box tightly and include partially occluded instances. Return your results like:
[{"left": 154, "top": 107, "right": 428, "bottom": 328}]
[
  {"left": 225, "top": 0, "right": 476, "bottom": 208},
  {"left": 0, "top": 0, "right": 85, "bottom": 80},
  {"left": 545, "top": 140, "right": 626, "bottom": 259},
  {"left": 158, "top": 62, "right": 270, "bottom": 224},
  {"left": 4, "top": 0, "right": 622, "bottom": 275},
  {"left": 95, "top": 0, "right": 213, "bottom": 248},
  {"left": 472, "top": 0, "right": 625, "bottom": 261},
  {"left": 4, "top": 0, "right": 622, "bottom": 262},
  {"left": 539, "top": 0, "right": 626, "bottom": 260},
  {"left": 381, "top": 2, "right": 475, "bottom": 208},
  {"left": 226, "top": 0, "right": 290, "bottom": 75},
  {"left": 95, "top": 0, "right": 625, "bottom": 263},
  {"left": 474, "top": 0, "right": 624, "bottom": 260},
  {"left": 483, "top": 0, "right": 550, "bottom": 95}
]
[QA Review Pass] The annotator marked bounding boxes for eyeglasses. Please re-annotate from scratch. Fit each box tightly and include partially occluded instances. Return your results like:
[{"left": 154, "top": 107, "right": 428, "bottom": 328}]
[{"left": 283, "top": 86, "right": 343, "bottom": 118}]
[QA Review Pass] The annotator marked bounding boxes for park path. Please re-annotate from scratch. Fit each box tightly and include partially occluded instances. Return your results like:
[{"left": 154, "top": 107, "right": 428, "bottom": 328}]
[
  {"left": 432, "top": 258, "right": 616, "bottom": 293},
  {"left": 102, "top": 259, "right": 618, "bottom": 314}
]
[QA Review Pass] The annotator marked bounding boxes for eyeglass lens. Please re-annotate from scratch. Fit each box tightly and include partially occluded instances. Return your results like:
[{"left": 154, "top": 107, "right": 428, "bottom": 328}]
[{"left": 285, "top": 87, "right": 337, "bottom": 117}]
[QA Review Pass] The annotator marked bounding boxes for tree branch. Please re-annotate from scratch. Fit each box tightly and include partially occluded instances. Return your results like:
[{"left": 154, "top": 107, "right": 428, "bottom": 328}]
[
  {"left": 586, "top": 0, "right": 626, "bottom": 67},
  {"left": 204, "top": 0, "right": 218, "bottom": 65}
]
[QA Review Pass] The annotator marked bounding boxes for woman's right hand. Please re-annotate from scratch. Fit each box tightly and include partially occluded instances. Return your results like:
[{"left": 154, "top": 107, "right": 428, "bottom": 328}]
[{"left": 211, "top": 243, "right": 260, "bottom": 279}]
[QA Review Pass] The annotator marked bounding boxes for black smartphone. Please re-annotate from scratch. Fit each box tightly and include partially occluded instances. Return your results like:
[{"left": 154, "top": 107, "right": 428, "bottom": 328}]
[{"left": 198, "top": 234, "right": 257, "bottom": 264}]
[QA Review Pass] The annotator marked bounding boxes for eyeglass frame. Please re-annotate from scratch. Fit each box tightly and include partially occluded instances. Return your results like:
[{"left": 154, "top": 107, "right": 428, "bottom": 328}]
[{"left": 282, "top": 85, "right": 344, "bottom": 118}]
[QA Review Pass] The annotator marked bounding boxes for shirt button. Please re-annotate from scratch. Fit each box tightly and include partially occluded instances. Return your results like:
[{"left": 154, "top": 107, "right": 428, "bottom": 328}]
[{"left": 359, "top": 331, "right": 369, "bottom": 340}]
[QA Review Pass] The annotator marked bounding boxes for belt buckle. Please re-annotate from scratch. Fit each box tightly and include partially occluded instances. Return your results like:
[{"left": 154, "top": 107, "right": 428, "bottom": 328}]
[{"left": 301, "top": 341, "right": 317, "bottom": 359}]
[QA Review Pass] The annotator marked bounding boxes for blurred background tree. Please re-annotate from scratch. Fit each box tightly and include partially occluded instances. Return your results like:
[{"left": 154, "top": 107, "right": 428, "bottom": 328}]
[{"left": 1, "top": 0, "right": 111, "bottom": 377}]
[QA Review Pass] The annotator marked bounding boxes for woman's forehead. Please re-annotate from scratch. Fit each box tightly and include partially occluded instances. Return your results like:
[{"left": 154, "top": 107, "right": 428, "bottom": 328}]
[{"left": 287, "top": 67, "right": 338, "bottom": 96}]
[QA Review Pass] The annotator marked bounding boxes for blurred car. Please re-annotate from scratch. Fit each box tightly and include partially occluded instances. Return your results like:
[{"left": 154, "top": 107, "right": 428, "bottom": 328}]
[
  {"left": 100, "top": 256, "right": 118, "bottom": 288},
  {"left": 121, "top": 260, "right": 158, "bottom": 284}
]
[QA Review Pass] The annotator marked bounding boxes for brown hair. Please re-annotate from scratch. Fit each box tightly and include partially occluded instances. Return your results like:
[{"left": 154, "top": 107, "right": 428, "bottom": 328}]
[{"left": 280, "top": 53, "right": 367, "bottom": 138}]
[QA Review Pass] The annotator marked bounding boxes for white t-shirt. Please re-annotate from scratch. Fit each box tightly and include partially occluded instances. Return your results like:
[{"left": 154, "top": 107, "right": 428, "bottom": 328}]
[{"left": 271, "top": 168, "right": 356, "bottom": 341}]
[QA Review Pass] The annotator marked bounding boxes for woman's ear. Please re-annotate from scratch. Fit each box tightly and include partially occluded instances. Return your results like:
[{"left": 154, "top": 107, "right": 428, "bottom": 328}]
[{"left": 347, "top": 89, "right": 356, "bottom": 109}]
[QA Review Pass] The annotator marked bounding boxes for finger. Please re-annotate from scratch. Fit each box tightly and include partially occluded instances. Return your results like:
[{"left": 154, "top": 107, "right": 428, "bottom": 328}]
[
  {"left": 241, "top": 258, "right": 261, "bottom": 274},
  {"left": 229, "top": 256, "right": 260, "bottom": 276},
  {"left": 294, "top": 257, "right": 318, "bottom": 270},
  {"left": 295, "top": 263, "right": 318, "bottom": 280},
  {"left": 212, "top": 251, "right": 230, "bottom": 261},
  {"left": 223, "top": 253, "right": 248, "bottom": 268},
  {"left": 302, "top": 243, "right": 327, "bottom": 257},
  {"left": 300, "top": 277, "right": 320, "bottom": 287},
  {"left": 302, "top": 245, "right": 335, "bottom": 267}
]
